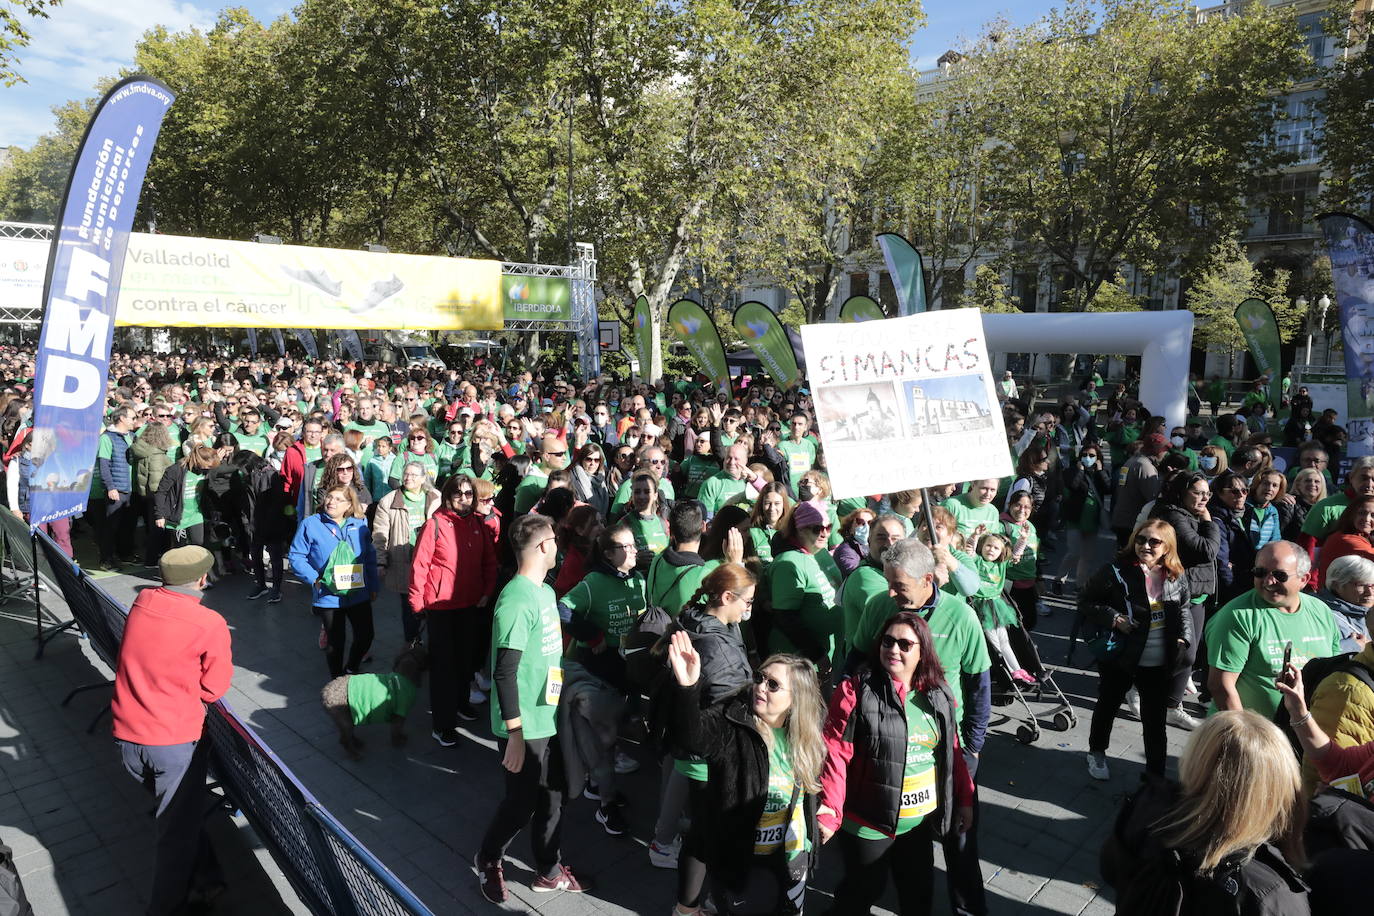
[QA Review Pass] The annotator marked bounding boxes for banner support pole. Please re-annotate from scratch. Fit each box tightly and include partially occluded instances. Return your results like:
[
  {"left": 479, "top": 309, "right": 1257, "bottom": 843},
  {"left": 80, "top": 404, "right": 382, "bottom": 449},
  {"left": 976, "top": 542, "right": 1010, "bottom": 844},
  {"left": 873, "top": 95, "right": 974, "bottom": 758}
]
[{"left": 919, "top": 488, "right": 938, "bottom": 544}]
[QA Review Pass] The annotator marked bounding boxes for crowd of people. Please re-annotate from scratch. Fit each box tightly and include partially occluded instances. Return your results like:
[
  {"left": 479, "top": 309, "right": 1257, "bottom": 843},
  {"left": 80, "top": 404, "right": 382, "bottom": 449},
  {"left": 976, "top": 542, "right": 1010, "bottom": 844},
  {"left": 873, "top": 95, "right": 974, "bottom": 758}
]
[{"left": 13, "top": 342, "right": 1374, "bottom": 914}]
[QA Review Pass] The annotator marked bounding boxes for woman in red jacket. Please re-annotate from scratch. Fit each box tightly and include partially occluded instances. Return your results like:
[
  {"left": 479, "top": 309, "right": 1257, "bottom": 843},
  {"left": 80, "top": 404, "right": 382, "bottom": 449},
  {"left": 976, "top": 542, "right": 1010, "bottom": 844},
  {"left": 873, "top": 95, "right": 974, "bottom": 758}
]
[
  {"left": 409, "top": 474, "right": 497, "bottom": 745},
  {"left": 1317, "top": 496, "right": 1374, "bottom": 584},
  {"left": 818, "top": 611, "right": 975, "bottom": 916}
]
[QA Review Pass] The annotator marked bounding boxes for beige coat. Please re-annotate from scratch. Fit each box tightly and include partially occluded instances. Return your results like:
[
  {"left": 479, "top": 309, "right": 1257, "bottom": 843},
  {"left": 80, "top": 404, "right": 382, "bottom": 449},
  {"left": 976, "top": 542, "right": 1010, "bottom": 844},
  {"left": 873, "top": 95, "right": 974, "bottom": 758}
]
[{"left": 371, "top": 487, "right": 440, "bottom": 593}]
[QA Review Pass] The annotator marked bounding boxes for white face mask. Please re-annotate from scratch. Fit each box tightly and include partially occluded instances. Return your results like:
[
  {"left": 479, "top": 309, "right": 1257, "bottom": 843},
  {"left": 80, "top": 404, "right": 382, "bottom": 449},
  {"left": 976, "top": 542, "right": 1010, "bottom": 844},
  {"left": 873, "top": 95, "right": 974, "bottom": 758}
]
[
  {"left": 625, "top": 436, "right": 640, "bottom": 448},
  {"left": 1171, "top": 435, "right": 1186, "bottom": 447}
]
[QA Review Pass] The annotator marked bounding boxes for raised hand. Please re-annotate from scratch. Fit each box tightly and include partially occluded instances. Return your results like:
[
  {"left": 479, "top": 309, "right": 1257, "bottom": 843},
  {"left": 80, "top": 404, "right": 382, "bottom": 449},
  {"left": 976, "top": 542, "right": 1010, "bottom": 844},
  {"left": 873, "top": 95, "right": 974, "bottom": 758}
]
[{"left": 666, "top": 630, "right": 700, "bottom": 687}]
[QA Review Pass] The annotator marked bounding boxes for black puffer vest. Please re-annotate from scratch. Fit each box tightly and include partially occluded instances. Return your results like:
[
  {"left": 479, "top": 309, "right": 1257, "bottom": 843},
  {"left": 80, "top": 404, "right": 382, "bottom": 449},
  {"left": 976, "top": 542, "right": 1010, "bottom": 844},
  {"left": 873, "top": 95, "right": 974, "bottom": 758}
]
[{"left": 842, "top": 666, "right": 960, "bottom": 839}]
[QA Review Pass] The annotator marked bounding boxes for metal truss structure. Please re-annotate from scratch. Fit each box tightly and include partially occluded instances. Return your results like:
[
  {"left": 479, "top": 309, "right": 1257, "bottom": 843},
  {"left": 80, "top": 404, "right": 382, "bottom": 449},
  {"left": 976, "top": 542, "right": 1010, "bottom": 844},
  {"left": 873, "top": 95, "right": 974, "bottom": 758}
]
[{"left": 0, "top": 221, "right": 51, "bottom": 325}]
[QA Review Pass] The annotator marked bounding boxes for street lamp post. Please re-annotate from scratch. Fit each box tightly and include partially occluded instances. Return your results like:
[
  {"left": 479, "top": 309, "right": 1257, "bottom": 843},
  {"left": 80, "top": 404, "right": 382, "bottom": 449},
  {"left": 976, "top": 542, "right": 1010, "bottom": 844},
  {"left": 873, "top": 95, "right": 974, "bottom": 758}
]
[
  {"left": 1318, "top": 294, "right": 1332, "bottom": 365},
  {"left": 1299, "top": 296, "right": 1311, "bottom": 366}
]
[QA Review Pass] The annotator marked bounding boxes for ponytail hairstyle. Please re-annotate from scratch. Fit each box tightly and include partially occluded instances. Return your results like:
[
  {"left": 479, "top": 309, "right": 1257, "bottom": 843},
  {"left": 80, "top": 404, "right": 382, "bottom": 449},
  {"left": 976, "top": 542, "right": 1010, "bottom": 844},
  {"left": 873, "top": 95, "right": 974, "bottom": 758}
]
[{"left": 679, "top": 561, "right": 756, "bottom": 616}]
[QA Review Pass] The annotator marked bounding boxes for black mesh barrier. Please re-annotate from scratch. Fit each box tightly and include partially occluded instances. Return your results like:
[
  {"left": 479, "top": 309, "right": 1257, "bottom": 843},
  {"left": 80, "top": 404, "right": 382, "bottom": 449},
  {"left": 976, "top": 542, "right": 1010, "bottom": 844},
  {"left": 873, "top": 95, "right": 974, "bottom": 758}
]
[{"left": 30, "top": 529, "right": 434, "bottom": 916}]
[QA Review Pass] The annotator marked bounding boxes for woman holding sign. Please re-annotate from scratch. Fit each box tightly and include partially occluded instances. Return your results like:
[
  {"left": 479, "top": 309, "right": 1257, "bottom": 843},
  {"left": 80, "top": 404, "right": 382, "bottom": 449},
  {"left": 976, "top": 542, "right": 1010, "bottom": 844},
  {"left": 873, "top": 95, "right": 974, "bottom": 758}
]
[
  {"left": 289, "top": 485, "right": 380, "bottom": 678},
  {"left": 664, "top": 630, "right": 825, "bottom": 916},
  {"left": 818, "top": 610, "right": 974, "bottom": 916}
]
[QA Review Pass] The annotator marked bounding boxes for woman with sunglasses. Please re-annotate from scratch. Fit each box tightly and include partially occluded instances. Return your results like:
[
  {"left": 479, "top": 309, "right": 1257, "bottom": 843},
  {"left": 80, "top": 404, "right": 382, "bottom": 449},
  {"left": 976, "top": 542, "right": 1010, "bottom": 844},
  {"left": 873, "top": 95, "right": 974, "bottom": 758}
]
[
  {"left": 1209, "top": 471, "right": 1258, "bottom": 604},
  {"left": 664, "top": 628, "right": 825, "bottom": 916},
  {"left": 372, "top": 461, "right": 440, "bottom": 643},
  {"left": 410, "top": 475, "right": 497, "bottom": 741},
  {"left": 608, "top": 445, "right": 637, "bottom": 492},
  {"left": 1079, "top": 519, "right": 1193, "bottom": 780},
  {"left": 818, "top": 611, "right": 974, "bottom": 915},
  {"left": 570, "top": 442, "right": 610, "bottom": 518},
  {"left": 388, "top": 427, "right": 439, "bottom": 489}
]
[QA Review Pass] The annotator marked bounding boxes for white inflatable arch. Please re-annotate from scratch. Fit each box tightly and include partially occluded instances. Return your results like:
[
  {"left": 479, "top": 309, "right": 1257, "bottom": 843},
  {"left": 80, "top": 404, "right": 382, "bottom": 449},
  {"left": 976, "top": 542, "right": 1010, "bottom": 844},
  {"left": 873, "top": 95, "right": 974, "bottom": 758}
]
[{"left": 979, "top": 311, "right": 1196, "bottom": 428}]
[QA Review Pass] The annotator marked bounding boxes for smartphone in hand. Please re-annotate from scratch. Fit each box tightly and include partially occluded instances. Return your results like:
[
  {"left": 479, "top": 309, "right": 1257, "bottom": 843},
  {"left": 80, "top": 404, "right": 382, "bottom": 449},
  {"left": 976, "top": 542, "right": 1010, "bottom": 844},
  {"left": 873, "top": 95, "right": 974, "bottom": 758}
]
[{"left": 1282, "top": 640, "right": 1293, "bottom": 670}]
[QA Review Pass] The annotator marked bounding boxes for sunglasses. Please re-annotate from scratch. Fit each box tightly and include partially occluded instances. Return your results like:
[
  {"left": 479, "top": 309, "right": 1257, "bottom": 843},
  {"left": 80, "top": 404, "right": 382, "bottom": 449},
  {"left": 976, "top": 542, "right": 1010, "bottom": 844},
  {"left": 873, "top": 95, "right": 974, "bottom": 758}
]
[
  {"left": 454, "top": 489, "right": 475, "bottom": 497},
  {"left": 478, "top": 496, "right": 495, "bottom": 504},
  {"left": 753, "top": 672, "right": 788, "bottom": 694},
  {"left": 583, "top": 456, "right": 602, "bottom": 464},
  {"left": 1134, "top": 535, "right": 1164, "bottom": 548},
  {"left": 881, "top": 634, "right": 917, "bottom": 653},
  {"left": 546, "top": 450, "right": 568, "bottom": 457},
  {"left": 1251, "top": 566, "right": 1291, "bottom": 583},
  {"left": 336, "top": 465, "right": 355, "bottom": 472}
]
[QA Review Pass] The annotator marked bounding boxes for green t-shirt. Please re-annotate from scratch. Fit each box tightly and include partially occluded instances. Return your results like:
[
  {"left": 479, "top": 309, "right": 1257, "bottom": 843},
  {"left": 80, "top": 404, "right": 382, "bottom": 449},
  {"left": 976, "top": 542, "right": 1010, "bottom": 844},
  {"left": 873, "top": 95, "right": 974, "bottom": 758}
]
[
  {"left": 233, "top": 430, "right": 270, "bottom": 457},
  {"left": 344, "top": 419, "right": 393, "bottom": 446},
  {"left": 175, "top": 471, "right": 204, "bottom": 531},
  {"left": 750, "top": 526, "right": 778, "bottom": 565},
  {"left": 610, "top": 476, "right": 677, "bottom": 517},
  {"left": 1208, "top": 435, "right": 1237, "bottom": 459},
  {"left": 434, "top": 438, "right": 469, "bottom": 474},
  {"left": 513, "top": 467, "right": 550, "bottom": 514},
  {"left": 1205, "top": 590, "right": 1341, "bottom": 718},
  {"left": 347, "top": 672, "right": 418, "bottom": 726},
  {"left": 402, "top": 491, "right": 427, "bottom": 546},
  {"left": 1301, "top": 492, "right": 1350, "bottom": 540},
  {"left": 305, "top": 445, "right": 322, "bottom": 464},
  {"left": 1106, "top": 424, "right": 1142, "bottom": 468},
  {"left": 1002, "top": 521, "right": 1040, "bottom": 582},
  {"left": 971, "top": 555, "right": 1007, "bottom": 599},
  {"left": 778, "top": 438, "right": 817, "bottom": 491},
  {"left": 845, "top": 689, "right": 938, "bottom": 839},
  {"left": 679, "top": 455, "right": 719, "bottom": 499},
  {"left": 840, "top": 563, "right": 887, "bottom": 654},
  {"left": 648, "top": 554, "right": 718, "bottom": 618},
  {"left": 755, "top": 728, "right": 809, "bottom": 859},
  {"left": 560, "top": 570, "right": 647, "bottom": 649},
  {"left": 835, "top": 495, "right": 868, "bottom": 519},
  {"left": 768, "top": 549, "right": 839, "bottom": 660},
  {"left": 1169, "top": 447, "right": 1200, "bottom": 472},
  {"left": 391, "top": 451, "right": 440, "bottom": 488},
  {"left": 699, "top": 472, "right": 753, "bottom": 517},
  {"left": 856, "top": 591, "right": 990, "bottom": 723},
  {"left": 942, "top": 495, "right": 1001, "bottom": 538},
  {"left": 626, "top": 513, "right": 670, "bottom": 557},
  {"left": 490, "top": 575, "right": 564, "bottom": 740}
]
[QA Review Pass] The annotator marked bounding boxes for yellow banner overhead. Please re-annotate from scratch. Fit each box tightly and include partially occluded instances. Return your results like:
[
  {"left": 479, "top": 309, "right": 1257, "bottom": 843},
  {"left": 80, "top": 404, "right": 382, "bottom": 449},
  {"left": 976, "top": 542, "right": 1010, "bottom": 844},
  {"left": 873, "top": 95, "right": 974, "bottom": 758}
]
[{"left": 113, "top": 232, "right": 503, "bottom": 330}]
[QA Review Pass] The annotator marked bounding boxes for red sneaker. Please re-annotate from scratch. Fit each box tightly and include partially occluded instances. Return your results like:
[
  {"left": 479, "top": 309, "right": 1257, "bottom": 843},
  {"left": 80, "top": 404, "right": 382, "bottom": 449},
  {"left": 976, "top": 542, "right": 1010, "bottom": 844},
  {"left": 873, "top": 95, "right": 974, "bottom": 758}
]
[
  {"left": 531, "top": 864, "right": 585, "bottom": 893},
  {"left": 475, "top": 854, "right": 507, "bottom": 904}
]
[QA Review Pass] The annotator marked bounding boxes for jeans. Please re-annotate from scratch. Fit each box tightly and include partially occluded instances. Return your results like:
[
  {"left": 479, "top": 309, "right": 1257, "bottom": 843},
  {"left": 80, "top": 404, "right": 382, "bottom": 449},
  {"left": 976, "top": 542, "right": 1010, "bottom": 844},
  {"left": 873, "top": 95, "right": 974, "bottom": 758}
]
[
  {"left": 1090, "top": 661, "right": 1170, "bottom": 775},
  {"left": 479, "top": 735, "right": 567, "bottom": 877},
  {"left": 316, "top": 601, "right": 375, "bottom": 678},
  {"left": 116, "top": 738, "right": 223, "bottom": 916}
]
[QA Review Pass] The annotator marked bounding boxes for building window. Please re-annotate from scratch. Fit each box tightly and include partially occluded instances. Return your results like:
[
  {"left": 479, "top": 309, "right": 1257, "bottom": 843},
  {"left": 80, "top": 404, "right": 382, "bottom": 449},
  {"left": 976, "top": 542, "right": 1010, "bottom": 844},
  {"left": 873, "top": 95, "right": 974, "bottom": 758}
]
[
  {"left": 848, "top": 272, "right": 869, "bottom": 298},
  {"left": 1251, "top": 172, "right": 1322, "bottom": 237}
]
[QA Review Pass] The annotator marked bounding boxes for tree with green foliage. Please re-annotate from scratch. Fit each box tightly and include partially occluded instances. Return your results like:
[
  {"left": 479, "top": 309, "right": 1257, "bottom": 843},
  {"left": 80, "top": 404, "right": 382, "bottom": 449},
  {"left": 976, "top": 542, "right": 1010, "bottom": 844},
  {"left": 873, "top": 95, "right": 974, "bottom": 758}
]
[
  {"left": 0, "top": 94, "right": 93, "bottom": 222},
  {"left": 958, "top": 264, "right": 1021, "bottom": 314},
  {"left": 1186, "top": 237, "right": 1304, "bottom": 363},
  {"left": 964, "top": 0, "right": 1308, "bottom": 312},
  {"left": 1317, "top": 2, "right": 1373, "bottom": 212},
  {"left": 0, "top": 0, "right": 59, "bottom": 85}
]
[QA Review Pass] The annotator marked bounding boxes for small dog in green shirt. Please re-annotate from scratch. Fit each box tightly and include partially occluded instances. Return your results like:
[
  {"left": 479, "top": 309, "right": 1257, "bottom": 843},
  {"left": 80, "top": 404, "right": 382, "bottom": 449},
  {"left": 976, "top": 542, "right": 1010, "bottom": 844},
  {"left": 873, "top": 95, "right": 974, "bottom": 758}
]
[{"left": 322, "top": 643, "right": 428, "bottom": 760}]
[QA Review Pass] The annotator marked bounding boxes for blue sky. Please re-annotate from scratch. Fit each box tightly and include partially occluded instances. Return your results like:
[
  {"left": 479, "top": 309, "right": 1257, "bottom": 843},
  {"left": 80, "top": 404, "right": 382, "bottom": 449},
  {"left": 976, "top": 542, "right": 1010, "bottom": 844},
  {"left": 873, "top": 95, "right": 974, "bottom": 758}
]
[{"left": 1, "top": 0, "right": 1059, "bottom": 150}]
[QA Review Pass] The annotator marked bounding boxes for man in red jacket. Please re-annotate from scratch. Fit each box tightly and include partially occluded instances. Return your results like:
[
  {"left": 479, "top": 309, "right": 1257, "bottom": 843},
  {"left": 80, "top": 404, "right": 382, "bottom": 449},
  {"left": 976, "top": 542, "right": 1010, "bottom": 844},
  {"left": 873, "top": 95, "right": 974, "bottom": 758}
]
[{"left": 112, "top": 545, "right": 233, "bottom": 916}]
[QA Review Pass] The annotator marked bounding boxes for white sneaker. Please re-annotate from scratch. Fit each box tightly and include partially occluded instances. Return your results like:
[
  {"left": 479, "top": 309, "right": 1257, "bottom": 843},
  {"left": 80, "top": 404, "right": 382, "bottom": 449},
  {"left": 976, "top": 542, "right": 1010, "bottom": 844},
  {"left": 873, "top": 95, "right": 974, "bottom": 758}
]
[
  {"left": 468, "top": 687, "right": 487, "bottom": 706},
  {"left": 1086, "top": 751, "right": 1110, "bottom": 781},
  {"left": 1124, "top": 687, "right": 1141, "bottom": 720},
  {"left": 1167, "top": 706, "right": 1199, "bottom": 730},
  {"left": 614, "top": 750, "right": 640, "bottom": 775},
  {"left": 649, "top": 838, "right": 680, "bottom": 869}
]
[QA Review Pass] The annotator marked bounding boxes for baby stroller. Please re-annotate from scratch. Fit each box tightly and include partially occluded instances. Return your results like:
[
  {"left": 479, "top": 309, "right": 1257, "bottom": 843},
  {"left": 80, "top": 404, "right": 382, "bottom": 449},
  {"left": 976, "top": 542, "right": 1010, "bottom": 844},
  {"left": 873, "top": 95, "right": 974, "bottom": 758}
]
[{"left": 986, "top": 617, "right": 1077, "bottom": 744}]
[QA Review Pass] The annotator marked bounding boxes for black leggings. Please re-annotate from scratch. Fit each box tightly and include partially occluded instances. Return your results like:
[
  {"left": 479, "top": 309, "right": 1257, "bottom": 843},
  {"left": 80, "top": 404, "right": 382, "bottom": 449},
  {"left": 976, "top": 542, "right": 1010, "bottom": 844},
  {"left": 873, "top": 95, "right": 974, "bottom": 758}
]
[
  {"left": 1168, "top": 601, "right": 1205, "bottom": 706},
  {"left": 678, "top": 776, "right": 711, "bottom": 908},
  {"left": 427, "top": 608, "right": 481, "bottom": 731},
  {"left": 1010, "top": 582, "right": 1038, "bottom": 631},
  {"left": 830, "top": 817, "right": 935, "bottom": 915},
  {"left": 316, "top": 601, "right": 374, "bottom": 678}
]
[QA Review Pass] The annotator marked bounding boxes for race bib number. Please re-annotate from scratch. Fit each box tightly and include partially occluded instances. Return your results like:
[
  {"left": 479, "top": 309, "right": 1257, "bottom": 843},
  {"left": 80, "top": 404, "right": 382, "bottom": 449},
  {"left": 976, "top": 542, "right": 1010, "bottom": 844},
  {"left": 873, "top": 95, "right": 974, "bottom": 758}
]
[
  {"left": 332, "top": 564, "right": 363, "bottom": 592},
  {"left": 753, "top": 810, "right": 788, "bottom": 855},
  {"left": 899, "top": 768, "right": 937, "bottom": 821},
  {"left": 1149, "top": 600, "right": 1165, "bottom": 632},
  {"left": 545, "top": 666, "right": 564, "bottom": 705},
  {"left": 789, "top": 451, "right": 810, "bottom": 474}
]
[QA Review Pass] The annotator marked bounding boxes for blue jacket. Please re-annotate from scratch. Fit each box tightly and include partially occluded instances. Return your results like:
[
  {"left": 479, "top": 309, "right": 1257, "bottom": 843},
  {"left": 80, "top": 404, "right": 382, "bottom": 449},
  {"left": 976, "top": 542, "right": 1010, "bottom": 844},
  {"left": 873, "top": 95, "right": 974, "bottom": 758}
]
[
  {"left": 98, "top": 429, "right": 134, "bottom": 494},
  {"left": 287, "top": 512, "right": 379, "bottom": 608}
]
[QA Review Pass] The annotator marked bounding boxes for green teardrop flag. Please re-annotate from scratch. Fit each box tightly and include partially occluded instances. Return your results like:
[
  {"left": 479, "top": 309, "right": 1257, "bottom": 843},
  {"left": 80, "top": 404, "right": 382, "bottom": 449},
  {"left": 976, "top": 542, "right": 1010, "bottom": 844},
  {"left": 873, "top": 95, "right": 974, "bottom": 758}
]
[
  {"left": 1234, "top": 297, "right": 1283, "bottom": 410},
  {"left": 877, "top": 233, "right": 927, "bottom": 316},
  {"left": 632, "top": 295, "right": 656, "bottom": 381},
  {"left": 667, "top": 298, "right": 730, "bottom": 390},
  {"left": 838, "top": 295, "right": 885, "bottom": 323},
  {"left": 732, "top": 301, "right": 800, "bottom": 388}
]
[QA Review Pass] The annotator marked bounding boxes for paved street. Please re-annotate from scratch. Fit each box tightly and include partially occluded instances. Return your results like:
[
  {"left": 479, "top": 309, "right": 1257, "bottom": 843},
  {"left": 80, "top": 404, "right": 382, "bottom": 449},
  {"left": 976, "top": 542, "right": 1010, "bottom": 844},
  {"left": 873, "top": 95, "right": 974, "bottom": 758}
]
[{"left": 0, "top": 556, "right": 1200, "bottom": 915}]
